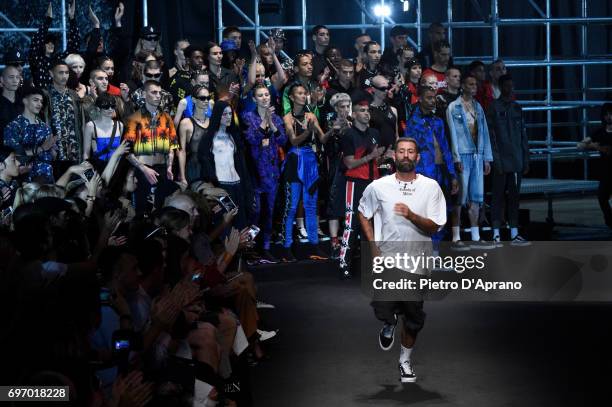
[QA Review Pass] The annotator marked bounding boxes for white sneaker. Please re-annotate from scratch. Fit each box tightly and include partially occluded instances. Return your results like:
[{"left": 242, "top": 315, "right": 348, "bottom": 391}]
[
  {"left": 493, "top": 235, "right": 503, "bottom": 248},
  {"left": 399, "top": 360, "right": 417, "bottom": 383},
  {"left": 256, "top": 300, "right": 276, "bottom": 310},
  {"left": 297, "top": 227, "right": 309, "bottom": 242},
  {"left": 257, "top": 329, "right": 278, "bottom": 342},
  {"left": 510, "top": 235, "right": 531, "bottom": 246}
]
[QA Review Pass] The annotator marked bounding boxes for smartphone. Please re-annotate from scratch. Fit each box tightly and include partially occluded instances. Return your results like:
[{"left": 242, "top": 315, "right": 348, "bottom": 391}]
[
  {"left": 114, "top": 339, "right": 130, "bottom": 351},
  {"left": 218, "top": 195, "right": 237, "bottom": 213},
  {"left": 246, "top": 225, "right": 260, "bottom": 241},
  {"left": 99, "top": 288, "right": 111, "bottom": 304}
]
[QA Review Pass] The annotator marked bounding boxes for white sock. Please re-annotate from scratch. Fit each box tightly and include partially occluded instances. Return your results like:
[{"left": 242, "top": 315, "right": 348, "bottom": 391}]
[
  {"left": 400, "top": 345, "right": 413, "bottom": 364},
  {"left": 470, "top": 227, "right": 480, "bottom": 241},
  {"left": 493, "top": 228, "right": 500, "bottom": 238},
  {"left": 510, "top": 227, "right": 518, "bottom": 239},
  {"left": 452, "top": 226, "right": 461, "bottom": 242},
  {"left": 297, "top": 217, "right": 305, "bottom": 229}
]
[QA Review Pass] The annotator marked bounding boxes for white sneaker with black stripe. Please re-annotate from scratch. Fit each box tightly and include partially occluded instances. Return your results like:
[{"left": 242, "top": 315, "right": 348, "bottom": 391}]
[
  {"left": 399, "top": 360, "right": 417, "bottom": 383},
  {"left": 510, "top": 235, "right": 531, "bottom": 246}
]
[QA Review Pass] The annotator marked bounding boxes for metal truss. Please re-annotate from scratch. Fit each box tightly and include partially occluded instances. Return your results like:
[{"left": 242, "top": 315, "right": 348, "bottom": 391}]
[{"left": 217, "top": 0, "right": 612, "bottom": 180}]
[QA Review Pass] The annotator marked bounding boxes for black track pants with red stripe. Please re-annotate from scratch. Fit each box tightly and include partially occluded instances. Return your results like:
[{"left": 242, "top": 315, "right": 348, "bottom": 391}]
[{"left": 338, "top": 178, "right": 371, "bottom": 274}]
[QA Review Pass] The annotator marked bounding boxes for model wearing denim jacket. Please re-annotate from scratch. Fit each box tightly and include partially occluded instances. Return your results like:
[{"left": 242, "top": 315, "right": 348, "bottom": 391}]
[{"left": 446, "top": 97, "right": 493, "bottom": 163}]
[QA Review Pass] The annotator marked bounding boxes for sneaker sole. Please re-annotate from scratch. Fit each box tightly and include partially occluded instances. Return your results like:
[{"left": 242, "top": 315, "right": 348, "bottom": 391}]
[
  {"left": 400, "top": 376, "right": 417, "bottom": 383},
  {"left": 469, "top": 244, "right": 497, "bottom": 250},
  {"left": 450, "top": 246, "right": 470, "bottom": 252},
  {"left": 510, "top": 242, "right": 531, "bottom": 247}
]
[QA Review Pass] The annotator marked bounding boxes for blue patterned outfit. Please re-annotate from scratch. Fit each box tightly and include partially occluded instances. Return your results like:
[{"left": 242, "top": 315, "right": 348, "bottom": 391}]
[
  {"left": 3, "top": 115, "right": 55, "bottom": 183},
  {"left": 404, "top": 105, "right": 456, "bottom": 242},
  {"left": 242, "top": 111, "right": 287, "bottom": 249}
]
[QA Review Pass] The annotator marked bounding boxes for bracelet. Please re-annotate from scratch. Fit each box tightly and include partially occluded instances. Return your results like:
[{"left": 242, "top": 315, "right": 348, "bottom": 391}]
[{"left": 222, "top": 252, "right": 233, "bottom": 263}]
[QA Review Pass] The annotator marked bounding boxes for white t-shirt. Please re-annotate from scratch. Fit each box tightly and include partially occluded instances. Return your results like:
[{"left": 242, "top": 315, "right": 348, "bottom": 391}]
[
  {"left": 212, "top": 132, "right": 240, "bottom": 182},
  {"left": 359, "top": 174, "right": 446, "bottom": 270}
]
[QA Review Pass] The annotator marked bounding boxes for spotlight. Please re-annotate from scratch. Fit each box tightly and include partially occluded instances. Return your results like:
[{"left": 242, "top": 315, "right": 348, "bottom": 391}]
[{"left": 373, "top": 3, "right": 392, "bottom": 17}]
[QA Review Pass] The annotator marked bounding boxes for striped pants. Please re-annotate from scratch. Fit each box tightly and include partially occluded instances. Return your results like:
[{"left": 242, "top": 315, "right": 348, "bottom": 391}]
[{"left": 338, "top": 178, "right": 371, "bottom": 274}]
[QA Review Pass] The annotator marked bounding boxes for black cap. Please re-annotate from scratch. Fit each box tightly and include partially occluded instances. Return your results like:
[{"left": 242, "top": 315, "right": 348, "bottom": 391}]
[
  {"left": 4, "top": 48, "right": 25, "bottom": 65},
  {"left": 140, "top": 26, "right": 160, "bottom": 38},
  {"left": 390, "top": 25, "right": 410, "bottom": 37}
]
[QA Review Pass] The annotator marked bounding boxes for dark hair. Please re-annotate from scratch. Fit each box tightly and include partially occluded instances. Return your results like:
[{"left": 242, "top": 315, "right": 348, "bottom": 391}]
[
  {"left": 433, "top": 39, "right": 451, "bottom": 53},
  {"left": 468, "top": 60, "right": 485, "bottom": 73},
  {"left": 94, "top": 92, "right": 115, "bottom": 109},
  {"left": 184, "top": 44, "right": 205, "bottom": 59},
  {"left": 311, "top": 25, "right": 328, "bottom": 37},
  {"left": 288, "top": 82, "right": 307, "bottom": 98},
  {"left": 222, "top": 26, "right": 241, "bottom": 38},
  {"left": 20, "top": 86, "right": 44, "bottom": 100},
  {"left": 95, "top": 55, "right": 113, "bottom": 69},
  {"left": 50, "top": 59, "right": 68, "bottom": 70},
  {"left": 417, "top": 85, "right": 436, "bottom": 97},
  {"left": 394, "top": 137, "right": 420, "bottom": 153},
  {"left": 446, "top": 65, "right": 461, "bottom": 75},
  {"left": 221, "top": 49, "right": 240, "bottom": 70},
  {"left": 143, "top": 80, "right": 161, "bottom": 91},
  {"left": 339, "top": 59, "right": 354, "bottom": 69},
  {"left": 498, "top": 74, "right": 513, "bottom": 87},
  {"left": 355, "top": 33, "right": 370, "bottom": 41},
  {"left": 428, "top": 22, "right": 445, "bottom": 31},
  {"left": 363, "top": 41, "right": 379, "bottom": 54},
  {"left": 159, "top": 207, "right": 190, "bottom": 234},
  {"left": 144, "top": 59, "right": 161, "bottom": 73},
  {"left": 190, "top": 84, "right": 209, "bottom": 98},
  {"left": 395, "top": 45, "right": 415, "bottom": 57},
  {"left": 324, "top": 46, "right": 341, "bottom": 58},
  {"left": 0, "top": 145, "right": 15, "bottom": 163},
  {"left": 462, "top": 73, "right": 478, "bottom": 84},
  {"left": 293, "top": 50, "right": 313, "bottom": 67},
  {"left": 208, "top": 100, "right": 237, "bottom": 136}
]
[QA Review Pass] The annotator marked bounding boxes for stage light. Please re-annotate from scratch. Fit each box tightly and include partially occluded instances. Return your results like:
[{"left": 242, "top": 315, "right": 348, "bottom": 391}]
[{"left": 373, "top": 3, "right": 392, "bottom": 17}]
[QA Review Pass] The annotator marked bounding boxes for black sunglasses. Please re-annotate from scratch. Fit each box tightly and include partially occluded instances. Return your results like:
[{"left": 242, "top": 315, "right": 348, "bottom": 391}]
[
  {"left": 145, "top": 72, "right": 162, "bottom": 79},
  {"left": 97, "top": 103, "right": 116, "bottom": 110},
  {"left": 195, "top": 95, "right": 210, "bottom": 101},
  {"left": 143, "top": 35, "right": 159, "bottom": 41},
  {"left": 373, "top": 84, "right": 390, "bottom": 91}
]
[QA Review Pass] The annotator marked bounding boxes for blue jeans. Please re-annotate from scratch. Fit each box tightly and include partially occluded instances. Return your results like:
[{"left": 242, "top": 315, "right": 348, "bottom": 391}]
[
  {"left": 458, "top": 153, "right": 485, "bottom": 205},
  {"left": 281, "top": 181, "right": 318, "bottom": 247}
]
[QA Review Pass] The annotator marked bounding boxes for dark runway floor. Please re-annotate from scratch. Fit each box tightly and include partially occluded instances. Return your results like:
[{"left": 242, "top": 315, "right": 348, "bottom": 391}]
[{"left": 249, "top": 260, "right": 612, "bottom": 406}]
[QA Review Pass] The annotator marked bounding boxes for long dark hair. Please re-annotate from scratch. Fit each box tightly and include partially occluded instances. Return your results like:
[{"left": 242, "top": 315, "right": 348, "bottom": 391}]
[{"left": 208, "top": 100, "right": 238, "bottom": 136}]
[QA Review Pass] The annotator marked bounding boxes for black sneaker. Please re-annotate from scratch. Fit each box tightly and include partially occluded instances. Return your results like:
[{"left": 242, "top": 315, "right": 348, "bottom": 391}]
[
  {"left": 399, "top": 360, "right": 417, "bottom": 383},
  {"left": 378, "top": 316, "right": 397, "bottom": 351},
  {"left": 308, "top": 245, "right": 329, "bottom": 260},
  {"left": 259, "top": 249, "right": 280, "bottom": 264},
  {"left": 280, "top": 248, "right": 297, "bottom": 263}
]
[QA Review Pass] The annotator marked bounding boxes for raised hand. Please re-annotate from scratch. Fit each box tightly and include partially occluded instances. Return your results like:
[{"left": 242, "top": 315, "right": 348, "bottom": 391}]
[
  {"left": 224, "top": 228, "right": 240, "bottom": 256},
  {"left": 115, "top": 2, "right": 125, "bottom": 27},
  {"left": 88, "top": 5, "right": 100, "bottom": 28},
  {"left": 68, "top": 0, "right": 76, "bottom": 20}
]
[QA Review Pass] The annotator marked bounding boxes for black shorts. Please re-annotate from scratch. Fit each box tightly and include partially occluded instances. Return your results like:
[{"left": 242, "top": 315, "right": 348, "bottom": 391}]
[{"left": 371, "top": 300, "right": 426, "bottom": 338}]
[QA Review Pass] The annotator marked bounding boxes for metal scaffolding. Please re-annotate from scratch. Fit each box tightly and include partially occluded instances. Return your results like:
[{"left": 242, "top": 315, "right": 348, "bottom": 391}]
[{"left": 217, "top": 0, "right": 612, "bottom": 180}]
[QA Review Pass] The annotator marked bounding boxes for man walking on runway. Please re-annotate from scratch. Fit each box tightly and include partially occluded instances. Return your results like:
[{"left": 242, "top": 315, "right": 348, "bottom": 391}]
[{"left": 358, "top": 138, "right": 447, "bottom": 382}]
